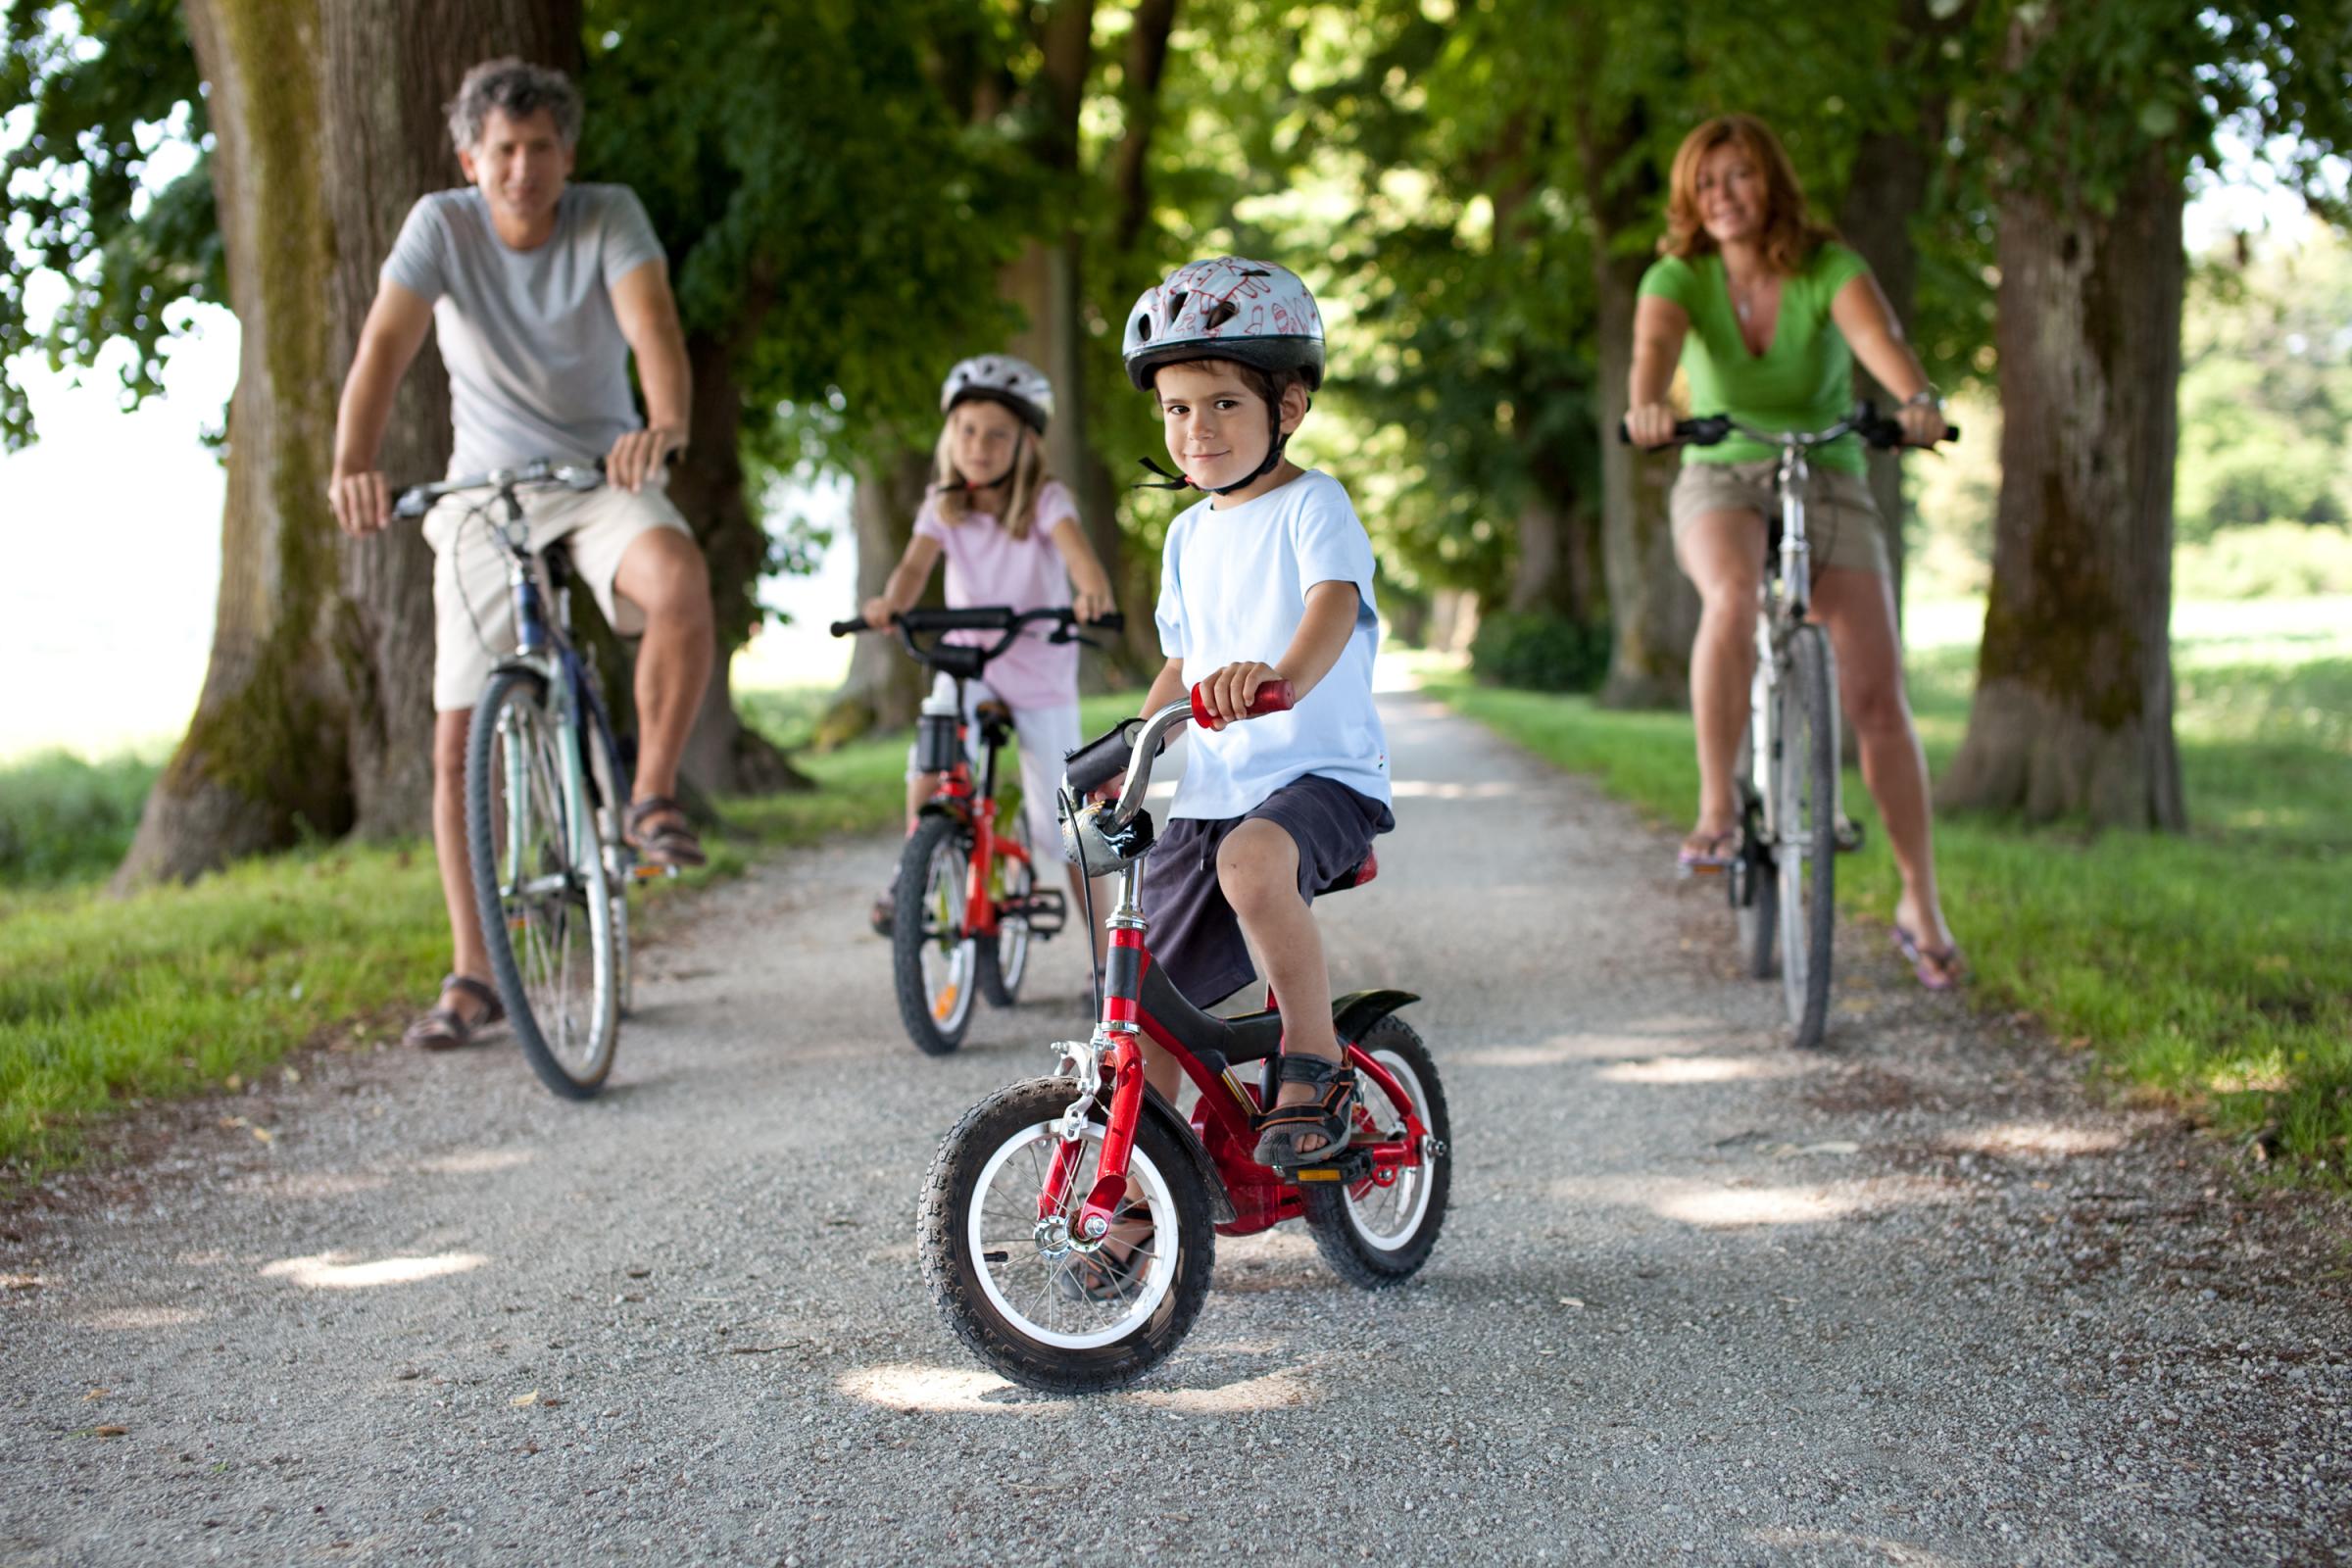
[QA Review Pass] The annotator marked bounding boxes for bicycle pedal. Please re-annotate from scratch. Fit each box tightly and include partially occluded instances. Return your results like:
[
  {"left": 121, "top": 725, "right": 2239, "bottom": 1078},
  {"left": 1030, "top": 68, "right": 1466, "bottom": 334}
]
[
  {"left": 1278, "top": 1147, "right": 1373, "bottom": 1184},
  {"left": 1005, "top": 890, "right": 1067, "bottom": 935},
  {"left": 1834, "top": 816, "right": 1865, "bottom": 853},
  {"left": 631, "top": 863, "right": 678, "bottom": 882}
]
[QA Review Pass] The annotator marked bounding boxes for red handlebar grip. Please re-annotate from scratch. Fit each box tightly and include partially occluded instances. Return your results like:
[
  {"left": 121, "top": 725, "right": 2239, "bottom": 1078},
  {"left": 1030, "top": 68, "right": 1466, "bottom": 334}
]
[{"left": 1190, "top": 678, "right": 1298, "bottom": 727}]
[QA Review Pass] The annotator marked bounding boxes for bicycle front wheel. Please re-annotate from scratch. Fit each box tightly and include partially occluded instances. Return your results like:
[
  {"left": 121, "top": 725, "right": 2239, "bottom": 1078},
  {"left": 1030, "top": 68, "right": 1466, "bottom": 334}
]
[
  {"left": 466, "top": 668, "right": 621, "bottom": 1098},
  {"left": 893, "top": 813, "right": 979, "bottom": 1055},
  {"left": 1773, "top": 624, "right": 1838, "bottom": 1048}
]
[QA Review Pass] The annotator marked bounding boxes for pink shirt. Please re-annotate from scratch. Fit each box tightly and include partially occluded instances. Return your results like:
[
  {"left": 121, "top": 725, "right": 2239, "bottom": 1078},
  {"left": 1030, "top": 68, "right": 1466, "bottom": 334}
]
[{"left": 913, "top": 479, "right": 1081, "bottom": 710}]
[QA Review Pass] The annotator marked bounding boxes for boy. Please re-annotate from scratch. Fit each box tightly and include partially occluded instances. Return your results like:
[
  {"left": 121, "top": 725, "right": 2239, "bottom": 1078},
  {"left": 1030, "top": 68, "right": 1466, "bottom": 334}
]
[{"left": 1119, "top": 257, "right": 1393, "bottom": 1165}]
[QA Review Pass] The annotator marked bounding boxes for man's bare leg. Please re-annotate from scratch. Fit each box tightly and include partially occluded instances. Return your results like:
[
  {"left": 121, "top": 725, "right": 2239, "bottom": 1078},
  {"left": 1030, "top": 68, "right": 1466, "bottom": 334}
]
[
  {"left": 429, "top": 709, "right": 493, "bottom": 1022},
  {"left": 612, "top": 528, "right": 714, "bottom": 827}
]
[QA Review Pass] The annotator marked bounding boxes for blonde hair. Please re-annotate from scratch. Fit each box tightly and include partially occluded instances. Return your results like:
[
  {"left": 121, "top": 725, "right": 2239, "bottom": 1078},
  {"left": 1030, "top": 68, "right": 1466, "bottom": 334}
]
[
  {"left": 930, "top": 417, "right": 1052, "bottom": 541},
  {"left": 1659, "top": 114, "right": 1838, "bottom": 275}
]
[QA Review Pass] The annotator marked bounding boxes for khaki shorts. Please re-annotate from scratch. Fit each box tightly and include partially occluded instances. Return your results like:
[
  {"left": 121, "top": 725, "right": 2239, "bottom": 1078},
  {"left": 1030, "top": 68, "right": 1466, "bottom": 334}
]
[
  {"left": 423, "top": 476, "right": 693, "bottom": 711},
  {"left": 1669, "top": 458, "right": 1890, "bottom": 578}
]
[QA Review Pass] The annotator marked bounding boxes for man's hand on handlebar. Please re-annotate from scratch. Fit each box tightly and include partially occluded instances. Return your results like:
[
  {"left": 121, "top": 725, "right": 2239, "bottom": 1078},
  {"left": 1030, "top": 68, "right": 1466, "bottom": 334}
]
[
  {"left": 605, "top": 425, "right": 684, "bottom": 494},
  {"left": 1625, "top": 401, "right": 1681, "bottom": 451},
  {"left": 1894, "top": 400, "right": 1947, "bottom": 449},
  {"left": 1193, "top": 661, "right": 1289, "bottom": 731},
  {"left": 328, "top": 468, "right": 393, "bottom": 537}
]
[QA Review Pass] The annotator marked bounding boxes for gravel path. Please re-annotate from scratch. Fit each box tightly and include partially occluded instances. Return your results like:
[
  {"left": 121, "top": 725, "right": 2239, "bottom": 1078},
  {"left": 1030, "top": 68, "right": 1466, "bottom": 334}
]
[{"left": 5, "top": 692, "right": 2348, "bottom": 1566}]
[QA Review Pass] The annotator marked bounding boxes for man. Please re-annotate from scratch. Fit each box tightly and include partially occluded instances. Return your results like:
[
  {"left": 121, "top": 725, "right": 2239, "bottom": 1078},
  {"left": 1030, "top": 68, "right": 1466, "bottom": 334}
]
[{"left": 327, "top": 58, "right": 714, "bottom": 1051}]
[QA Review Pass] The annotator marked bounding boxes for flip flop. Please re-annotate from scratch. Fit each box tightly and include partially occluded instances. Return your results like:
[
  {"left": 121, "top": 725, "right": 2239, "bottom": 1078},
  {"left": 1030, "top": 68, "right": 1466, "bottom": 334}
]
[
  {"left": 1678, "top": 827, "right": 1740, "bottom": 875},
  {"left": 1892, "top": 924, "right": 1965, "bottom": 992}
]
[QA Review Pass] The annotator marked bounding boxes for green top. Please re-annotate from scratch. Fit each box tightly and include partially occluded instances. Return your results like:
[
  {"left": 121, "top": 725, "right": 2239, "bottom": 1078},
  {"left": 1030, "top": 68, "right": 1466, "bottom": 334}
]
[{"left": 1637, "top": 241, "right": 1873, "bottom": 475}]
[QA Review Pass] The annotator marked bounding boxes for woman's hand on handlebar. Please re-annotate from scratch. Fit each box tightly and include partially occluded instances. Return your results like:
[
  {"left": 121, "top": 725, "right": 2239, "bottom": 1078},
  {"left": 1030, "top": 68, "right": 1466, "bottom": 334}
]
[
  {"left": 1193, "top": 661, "right": 1290, "bottom": 731},
  {"left": 1894, "top": 400, "right": 1948, "bottom": 449},
  {"left": 1625, "top": 401, "right": 1681, "bottom": 450}
]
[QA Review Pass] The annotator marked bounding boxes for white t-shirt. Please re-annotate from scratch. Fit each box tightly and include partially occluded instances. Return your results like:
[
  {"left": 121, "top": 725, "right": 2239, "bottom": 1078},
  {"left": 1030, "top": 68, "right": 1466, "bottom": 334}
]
[{"left": 1152, "top": 469, "right": 1390, "bottom": 820}]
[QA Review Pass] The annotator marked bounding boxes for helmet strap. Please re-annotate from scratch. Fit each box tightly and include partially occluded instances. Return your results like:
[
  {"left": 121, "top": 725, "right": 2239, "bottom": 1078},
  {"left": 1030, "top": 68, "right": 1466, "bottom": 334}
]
[{"left": 1132, "top": 403, "right": 1298, "bottom": 498}]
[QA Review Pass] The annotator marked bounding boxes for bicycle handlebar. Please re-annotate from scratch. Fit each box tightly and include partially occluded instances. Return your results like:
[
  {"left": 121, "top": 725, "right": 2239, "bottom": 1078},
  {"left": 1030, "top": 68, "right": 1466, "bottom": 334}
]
[
  {"left": 1070, "top": 677, "right": 1298, "bottom": 826},
  {"left": 826, "top": 606, "right": 1125, "bottom": 640},
  {"left": 1618, "top": 403, "right": 1957, "bottom": 453}
]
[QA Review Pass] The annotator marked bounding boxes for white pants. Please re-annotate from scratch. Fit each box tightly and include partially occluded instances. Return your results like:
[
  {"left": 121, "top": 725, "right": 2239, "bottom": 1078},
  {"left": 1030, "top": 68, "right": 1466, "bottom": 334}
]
[{"left": 908, "top": 673, "right": 1080, "bottom": 856}]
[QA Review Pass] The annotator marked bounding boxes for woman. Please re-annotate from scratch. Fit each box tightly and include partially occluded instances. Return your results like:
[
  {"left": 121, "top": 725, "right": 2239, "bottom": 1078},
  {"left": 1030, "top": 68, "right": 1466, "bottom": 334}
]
[{"left": 1626, "top": 113, "right": 1961, "bottom": 990}]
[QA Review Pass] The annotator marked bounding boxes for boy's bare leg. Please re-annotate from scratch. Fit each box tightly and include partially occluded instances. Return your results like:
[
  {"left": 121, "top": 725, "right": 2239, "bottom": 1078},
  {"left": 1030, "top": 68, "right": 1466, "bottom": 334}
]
[{"left": 1217, "top": 819, "right": 1342, "bottom": 1152}]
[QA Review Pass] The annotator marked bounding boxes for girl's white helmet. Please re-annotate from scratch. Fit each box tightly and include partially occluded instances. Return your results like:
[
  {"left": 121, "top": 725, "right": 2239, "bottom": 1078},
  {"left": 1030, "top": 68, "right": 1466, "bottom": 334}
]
[
  {"left": 941, "top": 354, "right": 1054, "bottom": 433},
  {"left": 1121, "top": 258, "right": 1325, "bottom": 392}
]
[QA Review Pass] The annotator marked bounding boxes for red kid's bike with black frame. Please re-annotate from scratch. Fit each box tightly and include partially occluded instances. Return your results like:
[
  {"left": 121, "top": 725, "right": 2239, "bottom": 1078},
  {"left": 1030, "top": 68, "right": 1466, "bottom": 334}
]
[
  {"left": 916, "top": 680, "right": 1452, "bottom": 1393},
  {"left": 830, "top": 606, "right": 1120, "bottom": 1055}
]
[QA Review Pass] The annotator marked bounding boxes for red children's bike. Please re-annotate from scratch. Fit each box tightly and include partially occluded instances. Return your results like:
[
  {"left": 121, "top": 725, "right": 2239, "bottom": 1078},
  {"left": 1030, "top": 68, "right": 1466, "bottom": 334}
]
[
  {"left": 831, "top": 606, "right": 1117, "bottom": 1054},
  {"left": 916, "top": 681, "right": 1451, "bottom": 1392}
]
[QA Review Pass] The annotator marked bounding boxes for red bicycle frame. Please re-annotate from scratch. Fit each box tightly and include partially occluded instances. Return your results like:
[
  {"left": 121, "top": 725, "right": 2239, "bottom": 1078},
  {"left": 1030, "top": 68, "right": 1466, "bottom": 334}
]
[{"left": 1040, "top": 684, "right": 1427, "bottom": 1242}]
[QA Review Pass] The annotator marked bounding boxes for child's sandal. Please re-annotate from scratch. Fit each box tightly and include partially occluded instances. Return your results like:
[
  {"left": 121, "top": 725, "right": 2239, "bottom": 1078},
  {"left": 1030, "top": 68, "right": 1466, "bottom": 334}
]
[{"left": 1252, "top": 1054, "right": 1357, "bottom": 1168}]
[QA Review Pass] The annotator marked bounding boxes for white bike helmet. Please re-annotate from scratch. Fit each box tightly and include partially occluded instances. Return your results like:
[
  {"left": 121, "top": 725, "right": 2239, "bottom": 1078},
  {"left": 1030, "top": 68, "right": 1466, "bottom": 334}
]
[
  {"left": 940, "top": 354, "right": 1054, "bottom": 433},
  {"left": 1120, "top": 258, "right": 1325, "bottom": 392}
]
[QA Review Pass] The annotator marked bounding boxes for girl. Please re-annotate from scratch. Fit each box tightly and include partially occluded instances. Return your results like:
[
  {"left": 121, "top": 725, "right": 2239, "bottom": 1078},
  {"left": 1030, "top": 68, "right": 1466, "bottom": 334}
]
[{"left": 862, "top": 354, "right": 1117, "bottom": 952}]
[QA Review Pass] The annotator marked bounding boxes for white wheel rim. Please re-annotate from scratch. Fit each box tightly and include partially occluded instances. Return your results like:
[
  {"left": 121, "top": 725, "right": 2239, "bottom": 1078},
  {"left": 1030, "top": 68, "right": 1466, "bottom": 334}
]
[
  {"left": 1777, "top": 684, "right": 1815, "bottom": 1023},
  {"left": 501, "top": 705, "right": 614, "bottom": 1075},
  {"left": 964, "top": 1119, "right": 1175, "bottom": 1350},
  {"left": 1343, "top": 1049, "right": 1436, "bottom": 1250},
  {"left": 919, "top": 835, "right": 976, "bottom": 1031}
]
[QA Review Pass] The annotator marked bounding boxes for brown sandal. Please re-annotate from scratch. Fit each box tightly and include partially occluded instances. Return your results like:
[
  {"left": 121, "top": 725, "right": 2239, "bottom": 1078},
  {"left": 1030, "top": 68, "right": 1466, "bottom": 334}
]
[
  {"left": 403, "top": 974, "right": 506, "bottom": 1052},
  {"left": 626, "top": 795, "right": 707, "bottom": 870}
]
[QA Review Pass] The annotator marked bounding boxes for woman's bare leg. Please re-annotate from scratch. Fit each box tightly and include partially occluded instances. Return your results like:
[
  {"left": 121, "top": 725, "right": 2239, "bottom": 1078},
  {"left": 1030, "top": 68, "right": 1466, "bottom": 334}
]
[{"left": 1677, "top": 509, "right": 1769, "bottom": 856}]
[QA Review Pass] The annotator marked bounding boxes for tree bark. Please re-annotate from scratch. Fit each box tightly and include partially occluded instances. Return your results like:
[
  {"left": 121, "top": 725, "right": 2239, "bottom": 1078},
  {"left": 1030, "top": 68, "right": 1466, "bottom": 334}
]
[
  {"left": 667, "top": 329, "right": 807, "bottom": 796},
  {"left": 120, "top": 0, "right": 578, "bottom": 887},
  {"left": 1583, "top": 102, "right": 1695, "bottom": 710},
  {"left": 1941, "top": 145, "right": 2187, "bottom": 830},
  {"left": 819, "top": 446, "right": 935, "bottom": 746},
  {"left": 1835, "top": 0, "right": 1950, "bottom": 622}
]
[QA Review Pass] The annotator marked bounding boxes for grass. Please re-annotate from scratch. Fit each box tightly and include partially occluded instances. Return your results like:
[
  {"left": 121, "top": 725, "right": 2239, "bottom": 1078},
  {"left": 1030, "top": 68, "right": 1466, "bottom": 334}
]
[
  {"left": 0, "top": 685, "right": 1152, "bottom": 1181},
  {"left": 1417, "top": 599, "right": 2352, "bottom": 1186}
]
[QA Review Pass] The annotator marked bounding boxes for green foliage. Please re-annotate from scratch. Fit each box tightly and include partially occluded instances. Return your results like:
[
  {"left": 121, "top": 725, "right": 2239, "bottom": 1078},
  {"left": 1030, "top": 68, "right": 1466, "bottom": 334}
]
[
  {"left": 0, "top": 0, "right": 218, "bottom": 448},
  {"left": 1467, "top": 609, "right": 1611, "bottom": 693},
  {"left": 0, "top": 749, "right": 161, "bottom": 886},
  {"left": 2177, "top": 229, "right": 2352, "bottom": 539}
]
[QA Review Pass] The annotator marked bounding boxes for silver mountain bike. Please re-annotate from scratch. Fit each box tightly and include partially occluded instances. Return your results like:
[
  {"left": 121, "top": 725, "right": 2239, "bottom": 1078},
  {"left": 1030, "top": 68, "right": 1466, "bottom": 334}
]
[
  {"left": 1631, "top": 403, "right": 1954, "bottom": 1048},
  {"left": 395, "top": 460, "right": 652, "bottom": 1098}
]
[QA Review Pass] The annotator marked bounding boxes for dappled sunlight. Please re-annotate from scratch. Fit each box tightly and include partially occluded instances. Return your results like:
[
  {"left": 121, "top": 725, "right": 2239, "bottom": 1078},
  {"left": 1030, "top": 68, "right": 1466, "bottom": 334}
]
[
  {"left": 1546, "top": 1171, "right": 1933, "bottom": 1229},
  {"left": 79, "top": 1304, "right": 207, "bottom": 1331},
  {"left": 1130, "top": 1367, "right": 1317, "bottom": 1413},
  {"left": 1457, "top": 1024, "right": 1733, "bottom": 1068},
  {"left": 236, "top": 1170, "right": 390, "bottom": 1200},
  {"left": 838, "top": 1363, "right": 1068, "bottom": 1415},
  {"left": 260, "top": 1250, "right": 489, "bottom": 1290},
  {"left": 1942, "top": 1121, "right": 2129, "bottom": 1159},
  {"left": 1745, "top": 1527, "right": 1962, "bottom": 1566},
  {"left": 1595, "top": 1054, "right": 1807, "bottom": 1085},
  {"left": 1654, "top": 1186, "right": 1864, "bottom": 1227},
  {"left": 416, "top": 1148, "right": 535, "bottom": 1176},
  {"left": 1388, "top": 778, "right": 1523, "bottom": 801}
]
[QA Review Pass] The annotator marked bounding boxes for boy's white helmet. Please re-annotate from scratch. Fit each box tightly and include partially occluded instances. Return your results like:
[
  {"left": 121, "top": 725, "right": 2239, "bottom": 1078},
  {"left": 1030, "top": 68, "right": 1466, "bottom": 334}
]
[
  {"left": 1121, "top": 258, "right": 1325, "bottom": 392},
  {"left": 941, "top": 354, "right": 1054, "bottom": 433}
]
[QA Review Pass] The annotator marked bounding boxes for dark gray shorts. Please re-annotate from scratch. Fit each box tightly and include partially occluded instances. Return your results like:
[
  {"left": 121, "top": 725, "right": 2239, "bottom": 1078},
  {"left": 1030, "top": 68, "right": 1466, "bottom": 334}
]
[{"left": 1136, "top": 774, "right": 1395, "bottom": 1007}]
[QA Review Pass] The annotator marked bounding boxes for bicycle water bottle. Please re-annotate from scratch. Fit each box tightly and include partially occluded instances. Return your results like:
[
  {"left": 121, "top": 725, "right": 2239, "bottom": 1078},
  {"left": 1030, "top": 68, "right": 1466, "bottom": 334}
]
[{"left": 916, "top": 691, "right": 962, "bottom": 774}]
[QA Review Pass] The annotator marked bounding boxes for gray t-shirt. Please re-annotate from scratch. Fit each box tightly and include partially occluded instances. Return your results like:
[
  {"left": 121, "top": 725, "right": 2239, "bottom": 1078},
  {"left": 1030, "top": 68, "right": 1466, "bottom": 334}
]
[{"left": 382, "top": 183, "right": 665, "bottom": 476}]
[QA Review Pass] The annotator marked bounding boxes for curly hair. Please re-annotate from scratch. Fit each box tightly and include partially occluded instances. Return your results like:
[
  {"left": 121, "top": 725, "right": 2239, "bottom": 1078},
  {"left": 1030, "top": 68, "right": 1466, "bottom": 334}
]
[
  {"left": 1658, "top": 114, "right": 1838, "bottom": 276},
  {"left": 446, "top": 58, "right": 582, "bottom": 153}
]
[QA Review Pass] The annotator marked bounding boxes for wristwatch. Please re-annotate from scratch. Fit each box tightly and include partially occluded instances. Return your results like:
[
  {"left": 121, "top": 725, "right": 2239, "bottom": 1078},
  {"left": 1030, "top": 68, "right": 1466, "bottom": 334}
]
[{"left": 1903, "top": 386, "right": 1943, "bottom": 410}]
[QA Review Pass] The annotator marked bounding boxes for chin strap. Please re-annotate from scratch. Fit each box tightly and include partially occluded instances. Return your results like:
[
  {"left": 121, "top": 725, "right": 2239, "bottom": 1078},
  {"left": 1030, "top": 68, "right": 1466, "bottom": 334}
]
[
  {"left": 1130, "top": 406, "right": 1296, "bottom": 497},
  {"left": 933, "top": 459, "right": 1018, "bottom": 495}
]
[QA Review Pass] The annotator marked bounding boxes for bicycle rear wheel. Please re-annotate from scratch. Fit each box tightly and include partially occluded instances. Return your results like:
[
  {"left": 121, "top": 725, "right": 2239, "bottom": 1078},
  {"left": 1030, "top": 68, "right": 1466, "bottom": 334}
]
[
  {"left": 466, "top": 668, "right": 621, "bottom": 1098},
  {"left": 1774, "top": 624, "right": 1838, "bottom": 1048},
  {"left": 975, "top": 821, "right": 1033, "bottom": 1008}
]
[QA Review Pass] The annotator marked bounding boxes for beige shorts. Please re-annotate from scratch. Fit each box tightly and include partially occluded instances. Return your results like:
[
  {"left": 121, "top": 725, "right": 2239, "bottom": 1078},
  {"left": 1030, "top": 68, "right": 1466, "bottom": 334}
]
[
  {"left": 1669, "top": 459, "right": 1890, "bottom": 578},
  {"left": 423, "top": 476, "right": 693, "bottom": 711}
]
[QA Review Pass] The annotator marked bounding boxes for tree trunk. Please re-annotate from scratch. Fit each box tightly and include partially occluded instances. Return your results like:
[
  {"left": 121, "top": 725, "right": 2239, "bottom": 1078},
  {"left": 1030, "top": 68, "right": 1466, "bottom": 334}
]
[
  {"left": 1835, "top": 0, "right": 1949, "bottom": 623},
  {"left": 1941, "top": 147, "right": 2186, "bottom": 830},
  {"left": 1582, "top": 101, "right": 1694, "bottom": 710},
  {"left": 119, "top": 0, "right": 577, "bottom": 887},
  {"left": 668, "top": 330, "right": 807, "bottom": 796},
  {"left": 1593, "top": 246, "right": 1695, "bottom": 708},
  {"left": 818, "top": 446, "right": 935, "bottom": 747}
]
